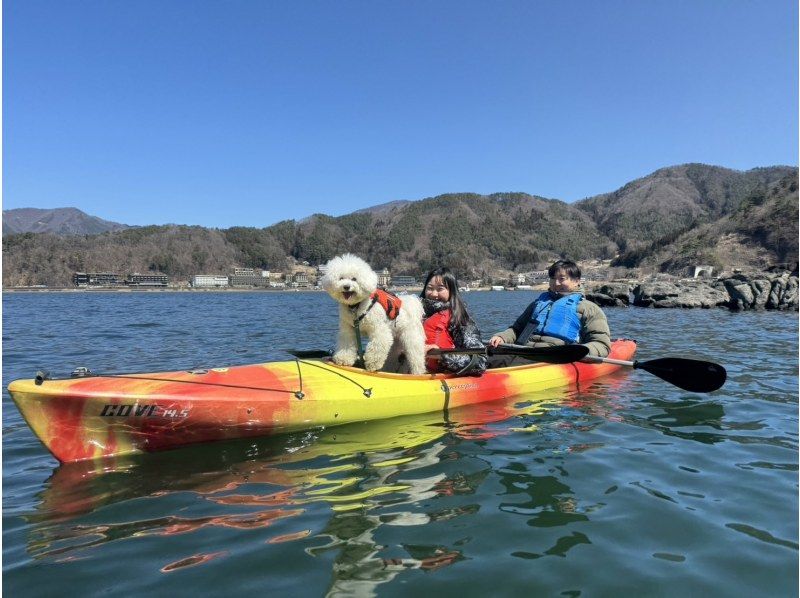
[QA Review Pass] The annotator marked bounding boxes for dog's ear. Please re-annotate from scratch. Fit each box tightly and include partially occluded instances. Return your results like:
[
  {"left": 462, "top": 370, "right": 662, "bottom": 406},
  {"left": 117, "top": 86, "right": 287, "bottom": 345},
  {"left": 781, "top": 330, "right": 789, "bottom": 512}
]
[
  {"left": 320, "top": 255, "right": 342, "bottom": 292},
  {"left": 362, "top": 267, "right": 378, "bottom": 292}
]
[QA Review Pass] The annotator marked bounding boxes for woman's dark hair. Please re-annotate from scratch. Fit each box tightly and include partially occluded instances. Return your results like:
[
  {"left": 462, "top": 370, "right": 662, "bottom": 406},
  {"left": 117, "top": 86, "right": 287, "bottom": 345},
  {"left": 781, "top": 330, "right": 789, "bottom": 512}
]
[
  {"left": 420, "top": 267, "right": 474, "bottom": 329},
  {"left": 548, "top": 260, "right": 581, "bottom": 279}
]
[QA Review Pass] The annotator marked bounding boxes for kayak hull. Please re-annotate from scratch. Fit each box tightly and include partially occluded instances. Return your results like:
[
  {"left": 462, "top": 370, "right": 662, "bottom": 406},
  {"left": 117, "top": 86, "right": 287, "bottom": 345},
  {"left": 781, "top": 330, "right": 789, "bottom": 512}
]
[{"left": 8, "top": 340, "right": 636, "bottom": 462}]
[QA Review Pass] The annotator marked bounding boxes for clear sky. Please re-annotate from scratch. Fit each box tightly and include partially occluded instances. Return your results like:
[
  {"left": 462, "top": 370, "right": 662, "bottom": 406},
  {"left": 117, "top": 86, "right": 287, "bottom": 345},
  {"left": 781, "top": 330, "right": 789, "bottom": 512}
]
[{"left": 3, "top": 0, "right": 798, "bottom": 228}]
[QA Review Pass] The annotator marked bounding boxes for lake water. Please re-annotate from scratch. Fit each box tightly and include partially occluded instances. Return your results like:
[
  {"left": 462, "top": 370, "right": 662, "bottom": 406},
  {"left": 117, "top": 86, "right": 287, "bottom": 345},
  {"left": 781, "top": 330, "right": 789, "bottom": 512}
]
[{"left": 3, "top": 291, "right": 798, "bottom": 596}]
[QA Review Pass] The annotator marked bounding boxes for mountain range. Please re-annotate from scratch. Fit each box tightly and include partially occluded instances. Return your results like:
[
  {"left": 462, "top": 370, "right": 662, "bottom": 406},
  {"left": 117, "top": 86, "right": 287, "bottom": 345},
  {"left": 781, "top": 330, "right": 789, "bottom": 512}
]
[
  {"left": 3, "top": 163, "right": 797, "bottom": 287},
  {"left": 2, "top": 207, "right": 128, "bottom": 236}
]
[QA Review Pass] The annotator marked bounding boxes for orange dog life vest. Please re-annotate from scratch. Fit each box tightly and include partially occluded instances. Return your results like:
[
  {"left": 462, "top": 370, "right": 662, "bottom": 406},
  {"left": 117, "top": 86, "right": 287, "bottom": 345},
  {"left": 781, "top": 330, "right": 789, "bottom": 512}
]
[{"left": 365, "top": 289, "right": 401, "bottom": 320}]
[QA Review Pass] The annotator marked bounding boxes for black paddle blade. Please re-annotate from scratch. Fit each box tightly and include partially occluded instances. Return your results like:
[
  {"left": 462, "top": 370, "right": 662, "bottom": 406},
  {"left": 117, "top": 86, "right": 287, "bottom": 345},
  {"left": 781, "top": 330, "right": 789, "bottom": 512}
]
[
  {"left": 635, "top": 358, "right": 727, "bottom": 393},
  {"left": 490, "top": 344, "right": 590, "bottom": 364},
  {"left": 287, "top": 349, "right": 332, "bottom": 359}
]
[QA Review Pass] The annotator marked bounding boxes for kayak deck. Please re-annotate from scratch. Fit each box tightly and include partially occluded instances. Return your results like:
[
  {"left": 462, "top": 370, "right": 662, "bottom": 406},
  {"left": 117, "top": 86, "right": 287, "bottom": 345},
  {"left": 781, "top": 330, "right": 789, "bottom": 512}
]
[{"left": 8, "top": 339, "right": 636, "bottom": 462}]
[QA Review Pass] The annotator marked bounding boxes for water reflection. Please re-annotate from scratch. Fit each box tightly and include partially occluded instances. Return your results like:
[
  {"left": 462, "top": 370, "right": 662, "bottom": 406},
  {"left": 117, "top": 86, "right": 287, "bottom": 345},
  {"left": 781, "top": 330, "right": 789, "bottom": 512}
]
[
  {"left": 619, "top": 396, "right": 728, "bottom": 444},
  {"left": 24, "top": 384, "right": 620, "bottom": 593}
]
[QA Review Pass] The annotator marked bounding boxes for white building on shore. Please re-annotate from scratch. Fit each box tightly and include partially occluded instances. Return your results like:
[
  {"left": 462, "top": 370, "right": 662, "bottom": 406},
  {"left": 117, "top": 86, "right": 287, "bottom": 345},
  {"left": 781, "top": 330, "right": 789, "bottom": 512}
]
[{"left": 191, "top": 275, "right": 229, "bottom": 288}]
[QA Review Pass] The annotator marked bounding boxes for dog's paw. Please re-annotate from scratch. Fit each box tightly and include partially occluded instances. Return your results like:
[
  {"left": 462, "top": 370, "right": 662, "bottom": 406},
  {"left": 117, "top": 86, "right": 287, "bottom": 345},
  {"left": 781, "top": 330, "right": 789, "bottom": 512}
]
[
  {"left": 332, "top": 349, "right": 357, "bottom": 366},
  {"left": 363, "top": 352, "right": 387, "bottom": 372},
  {"left": 405, "top": 355, "right": 427, "bottom": 375}
]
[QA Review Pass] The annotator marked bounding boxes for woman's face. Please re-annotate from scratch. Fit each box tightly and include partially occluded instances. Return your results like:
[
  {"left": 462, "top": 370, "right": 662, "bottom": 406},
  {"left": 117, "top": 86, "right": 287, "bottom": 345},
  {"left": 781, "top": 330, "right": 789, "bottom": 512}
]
[{"left": 424, "top": 276, "right": 451, "bottom": 302}]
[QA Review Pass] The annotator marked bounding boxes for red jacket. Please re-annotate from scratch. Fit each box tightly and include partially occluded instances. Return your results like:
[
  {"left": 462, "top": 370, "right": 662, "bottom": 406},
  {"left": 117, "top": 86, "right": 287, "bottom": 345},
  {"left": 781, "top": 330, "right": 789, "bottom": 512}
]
[{"left": 424, "top": 309, "right": 455, "bottom": 371}]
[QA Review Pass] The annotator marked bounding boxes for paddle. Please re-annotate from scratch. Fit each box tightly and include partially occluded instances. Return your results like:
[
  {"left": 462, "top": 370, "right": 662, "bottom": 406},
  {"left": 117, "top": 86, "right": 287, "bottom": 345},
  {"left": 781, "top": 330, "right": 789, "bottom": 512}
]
[
  {"left": 288, "top": 349, "right": 334, "bottom": 359},
  {"left": 288, "top": 343, "right": 589, "bottom": 365},
  {"left": 583, "top": 355, "right": 726, "bottom": 393},
  {"left": 432, "top": 343, "right": 589, "bottom": 364}
]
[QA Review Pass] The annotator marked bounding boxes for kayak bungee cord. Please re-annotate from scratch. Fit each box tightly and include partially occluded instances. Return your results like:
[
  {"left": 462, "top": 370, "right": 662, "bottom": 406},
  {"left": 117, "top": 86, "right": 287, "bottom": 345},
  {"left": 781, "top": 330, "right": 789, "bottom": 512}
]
[
  {"left": 294, "top": 359, "right": 373, "bottom": 397},
  {"left": 33, "top": 363, "right": 307, "bottom": 397},
  {"left": 31, "top": 358, "right": 374, "bottom": 400},
  {"left": 42, "top": 373, "right": 306, "bottom": 397},
  {"left": 294, "top": 358, "right": 304, "bottom": 398}
]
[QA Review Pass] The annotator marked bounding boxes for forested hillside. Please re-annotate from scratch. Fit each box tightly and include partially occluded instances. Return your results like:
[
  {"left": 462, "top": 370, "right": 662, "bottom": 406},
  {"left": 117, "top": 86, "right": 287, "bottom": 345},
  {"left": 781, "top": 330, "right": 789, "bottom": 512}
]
[
  {"left": 576, "top": 164, "right": 796, "bottom": 252},
  {"left": 611, "top": 172, "right": 799, "bottom": 272},
  {"left": 3, "top": 164, "right": 797, "bottom": 287},
  {"left": 3, "top": 226, "right": 247, "bottom": 287},
  {"left": 3, "top": 193, "right": 610, "bottom": 286},
  {"left": 282, "top": 193, "right": 614, "bottom": 276}
]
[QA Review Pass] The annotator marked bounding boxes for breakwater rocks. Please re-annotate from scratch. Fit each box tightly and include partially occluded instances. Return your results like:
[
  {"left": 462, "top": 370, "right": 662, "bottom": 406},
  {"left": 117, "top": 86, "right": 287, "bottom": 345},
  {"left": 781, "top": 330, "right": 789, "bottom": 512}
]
[{"left": 586, "top": 272, "right": 798, "bottom": 311}]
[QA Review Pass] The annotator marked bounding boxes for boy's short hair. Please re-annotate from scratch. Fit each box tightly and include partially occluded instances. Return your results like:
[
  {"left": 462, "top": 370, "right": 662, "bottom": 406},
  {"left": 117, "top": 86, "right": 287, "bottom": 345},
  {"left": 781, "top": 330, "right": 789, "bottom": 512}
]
[{"left": 548, "top": 260, "right": 581, "bottom": 279}]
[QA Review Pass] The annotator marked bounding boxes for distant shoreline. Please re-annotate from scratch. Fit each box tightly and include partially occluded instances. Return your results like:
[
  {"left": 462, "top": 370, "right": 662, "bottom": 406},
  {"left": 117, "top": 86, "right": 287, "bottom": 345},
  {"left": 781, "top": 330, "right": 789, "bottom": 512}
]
[
  {"left": 3, "top": 286, "right": 428, "bottom": 293},
  {"left": 3, "top": 286, "right": 328, "bottom": 293},
  {"left": 1, "top": 285, "right": 543, "bottom": 294}
]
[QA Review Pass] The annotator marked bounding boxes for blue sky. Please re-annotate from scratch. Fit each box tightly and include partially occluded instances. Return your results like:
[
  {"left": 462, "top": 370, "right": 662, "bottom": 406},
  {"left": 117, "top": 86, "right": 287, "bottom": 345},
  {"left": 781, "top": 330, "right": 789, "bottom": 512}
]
[{"left": 4, "top": 0, "right": 797, "bottom": 228}]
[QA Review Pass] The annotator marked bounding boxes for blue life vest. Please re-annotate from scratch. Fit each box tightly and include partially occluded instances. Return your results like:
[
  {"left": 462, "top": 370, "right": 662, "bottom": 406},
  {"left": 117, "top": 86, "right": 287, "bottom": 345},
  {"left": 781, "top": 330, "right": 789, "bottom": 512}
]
[{"left": 517, "top": 292, "right": 582, "bottom": 344}]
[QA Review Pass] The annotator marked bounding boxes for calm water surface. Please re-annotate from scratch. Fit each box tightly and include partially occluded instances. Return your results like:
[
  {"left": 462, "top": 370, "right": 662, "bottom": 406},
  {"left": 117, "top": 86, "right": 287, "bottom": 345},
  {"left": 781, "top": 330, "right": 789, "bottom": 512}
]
[{"left": 3, "top": 291, "right": 798, "bottom": 596}]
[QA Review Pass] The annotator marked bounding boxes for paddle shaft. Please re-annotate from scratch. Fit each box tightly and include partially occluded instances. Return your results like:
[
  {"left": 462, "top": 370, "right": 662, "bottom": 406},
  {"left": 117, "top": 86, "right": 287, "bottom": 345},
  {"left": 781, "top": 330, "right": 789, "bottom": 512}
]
[
  {"left": 290, "top": 344, "right": 588, "bottom": 365},
  {"left": 583, "top": 356, "right": 636, "bottom": 367},
  {"left": 432, "top": 344, "right": 588, "bottom": 362}
]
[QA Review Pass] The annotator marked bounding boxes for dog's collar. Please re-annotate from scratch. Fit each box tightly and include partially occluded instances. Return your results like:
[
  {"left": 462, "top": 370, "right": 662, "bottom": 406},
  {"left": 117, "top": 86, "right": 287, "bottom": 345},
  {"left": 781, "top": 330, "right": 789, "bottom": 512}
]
[
  {"left": 350, "top": 296, "right": 380, "bottom": 370},
  {"left": 350, "top": 295, "right": 378, "bottom": 324}
]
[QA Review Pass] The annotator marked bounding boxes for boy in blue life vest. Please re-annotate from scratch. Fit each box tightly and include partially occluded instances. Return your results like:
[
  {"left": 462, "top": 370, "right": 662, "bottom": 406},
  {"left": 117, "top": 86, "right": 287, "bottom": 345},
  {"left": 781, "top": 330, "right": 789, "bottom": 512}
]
[{"left": 487, "top": 260, "right": 611, "bottom": 368}]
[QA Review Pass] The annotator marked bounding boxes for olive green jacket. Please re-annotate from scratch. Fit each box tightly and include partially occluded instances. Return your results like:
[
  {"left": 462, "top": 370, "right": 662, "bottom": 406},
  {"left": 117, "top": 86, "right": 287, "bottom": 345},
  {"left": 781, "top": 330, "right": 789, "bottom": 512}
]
[{"left": 494, "top": 295, "right": 611, "bottom": 357}]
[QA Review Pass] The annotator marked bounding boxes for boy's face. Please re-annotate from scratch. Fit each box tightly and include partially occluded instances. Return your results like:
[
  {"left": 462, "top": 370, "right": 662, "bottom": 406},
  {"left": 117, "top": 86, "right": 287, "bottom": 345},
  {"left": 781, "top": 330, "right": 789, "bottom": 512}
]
[{"left": 549, "top": 269, "right": 580, "bottom": 295}]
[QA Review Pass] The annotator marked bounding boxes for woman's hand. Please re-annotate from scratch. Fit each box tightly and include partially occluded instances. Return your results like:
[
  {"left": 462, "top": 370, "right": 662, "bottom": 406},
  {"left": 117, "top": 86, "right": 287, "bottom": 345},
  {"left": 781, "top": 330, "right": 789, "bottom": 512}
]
[
  {"left": 425, "top": 344, "right": 439, "bottom": 354},
  {"left": 488, "top": 336, "right": 504, "bottom": 348}
]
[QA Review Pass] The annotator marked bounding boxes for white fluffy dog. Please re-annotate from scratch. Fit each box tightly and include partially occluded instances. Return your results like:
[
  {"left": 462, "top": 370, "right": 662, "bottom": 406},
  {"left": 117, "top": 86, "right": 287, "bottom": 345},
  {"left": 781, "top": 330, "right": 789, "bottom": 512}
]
[{"left": 321, "top": 254, "right": 427, "bottom": 375}]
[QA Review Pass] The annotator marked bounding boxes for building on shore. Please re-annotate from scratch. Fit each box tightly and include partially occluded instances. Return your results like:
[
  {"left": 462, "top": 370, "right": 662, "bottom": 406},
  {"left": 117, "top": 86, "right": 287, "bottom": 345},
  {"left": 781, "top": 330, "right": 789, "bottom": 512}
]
[
  {"left": 525, "top": 270, "right": 547, "bottom": 283},
  {"left": 291, "top": 271, "right": 310, "bottom": 288},
  {"left": 73, "top": 271, "right": 168, "bottom": 287},
  {"left": 377, "top": 268, "right": 391, "bottom": 287},
  {"left": 390, "top": 275, "right": 416, "bottom": 287},
  {"left": 127, "top": 273, "right": 168, "bottom": 287},
  {"left": 267, "top": 271, "right": 286, "bottom": 288},
  {"left": 511, "top": 273, "right": 527, "bottom": 286},
  {"left": 73, "top": 272, "right": 122, "bottom": 287},
  {"left": 230, "top": 267, "right": 269, "bottom": 287},
  {"left": 191, "top": 274, "right": 229, "bottom": 288}
]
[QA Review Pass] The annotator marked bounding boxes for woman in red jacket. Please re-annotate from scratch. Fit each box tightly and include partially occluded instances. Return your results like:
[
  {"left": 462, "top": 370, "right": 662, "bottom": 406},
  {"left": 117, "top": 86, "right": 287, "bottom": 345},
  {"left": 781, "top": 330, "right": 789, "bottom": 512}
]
[{"left": 420, "top": 267, "right": 486, "bottom": 375}]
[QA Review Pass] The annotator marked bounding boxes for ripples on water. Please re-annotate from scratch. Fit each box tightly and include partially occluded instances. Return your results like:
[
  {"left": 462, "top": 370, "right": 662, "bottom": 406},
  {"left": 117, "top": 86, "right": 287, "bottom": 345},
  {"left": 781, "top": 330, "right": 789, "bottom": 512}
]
[{"left": 3, "top": 292, "right": 798, "bottom": 596}]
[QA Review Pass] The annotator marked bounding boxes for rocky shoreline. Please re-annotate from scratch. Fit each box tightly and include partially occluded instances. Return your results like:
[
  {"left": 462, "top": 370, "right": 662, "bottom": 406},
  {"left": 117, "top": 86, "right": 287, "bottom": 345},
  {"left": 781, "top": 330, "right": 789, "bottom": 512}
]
[
  {"left": 586, "top": 270, "right": 798, "bottom": 311},
  {"left": 5, "top": 271, "right": 798, "bottom": 312}
]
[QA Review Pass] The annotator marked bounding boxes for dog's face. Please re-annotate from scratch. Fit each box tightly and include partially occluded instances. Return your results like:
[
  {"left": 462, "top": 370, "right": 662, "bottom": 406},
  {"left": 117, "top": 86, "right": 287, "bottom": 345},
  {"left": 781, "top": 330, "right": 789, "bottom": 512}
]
[{"left": 321, "top": 254, "right": 378, "bottom": 306}]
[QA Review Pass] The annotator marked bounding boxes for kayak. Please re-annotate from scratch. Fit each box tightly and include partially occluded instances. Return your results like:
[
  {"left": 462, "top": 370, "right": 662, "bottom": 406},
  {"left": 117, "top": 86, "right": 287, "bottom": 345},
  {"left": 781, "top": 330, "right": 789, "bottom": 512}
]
[{"left": 8, "top": 339, "right": 636, "bottom": 463}]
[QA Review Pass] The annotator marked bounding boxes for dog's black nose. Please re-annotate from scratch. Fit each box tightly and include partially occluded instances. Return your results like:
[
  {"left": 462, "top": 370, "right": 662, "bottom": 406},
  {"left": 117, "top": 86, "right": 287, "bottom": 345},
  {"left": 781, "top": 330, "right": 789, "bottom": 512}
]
[{"left": 343, "top": 284, "right": 351, "bottom": 291}]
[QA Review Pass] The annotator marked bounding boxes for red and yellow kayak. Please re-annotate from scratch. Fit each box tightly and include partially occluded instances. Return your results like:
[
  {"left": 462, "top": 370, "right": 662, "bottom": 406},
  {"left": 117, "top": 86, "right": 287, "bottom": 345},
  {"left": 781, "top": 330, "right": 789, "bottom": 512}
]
[{"left": 8, "top": 339, "right": 636, "bottom": 463}]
